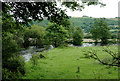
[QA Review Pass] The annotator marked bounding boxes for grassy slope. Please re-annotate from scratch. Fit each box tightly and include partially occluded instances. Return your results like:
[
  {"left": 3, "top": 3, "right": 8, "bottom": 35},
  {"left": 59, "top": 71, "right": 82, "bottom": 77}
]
[{"left": 22, "top": 45, "right": 118, "bottom": 79}]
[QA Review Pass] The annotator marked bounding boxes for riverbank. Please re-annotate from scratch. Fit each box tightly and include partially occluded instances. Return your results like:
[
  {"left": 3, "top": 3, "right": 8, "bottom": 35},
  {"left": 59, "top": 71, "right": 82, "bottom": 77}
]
[{"left": 22, "top": 45, "right": 118, "bottom": 79}]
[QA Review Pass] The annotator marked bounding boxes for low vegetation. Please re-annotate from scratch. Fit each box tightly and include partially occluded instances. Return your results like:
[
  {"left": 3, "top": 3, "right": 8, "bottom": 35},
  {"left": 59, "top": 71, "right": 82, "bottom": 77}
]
[{"left": 22, "top": 45, "right": 118, "bottom": 79}]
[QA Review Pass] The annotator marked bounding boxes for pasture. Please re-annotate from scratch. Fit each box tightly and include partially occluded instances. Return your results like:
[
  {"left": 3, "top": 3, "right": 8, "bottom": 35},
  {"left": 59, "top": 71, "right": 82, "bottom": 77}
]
[{"left": 22, "top": 45, "right": 118, "bottom": 79}]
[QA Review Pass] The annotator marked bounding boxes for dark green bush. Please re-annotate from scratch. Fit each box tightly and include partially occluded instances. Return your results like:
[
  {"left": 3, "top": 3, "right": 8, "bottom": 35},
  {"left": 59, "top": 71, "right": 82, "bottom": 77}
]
[{"left": 2, "top": 55, "right": 25, "bottom": 79}]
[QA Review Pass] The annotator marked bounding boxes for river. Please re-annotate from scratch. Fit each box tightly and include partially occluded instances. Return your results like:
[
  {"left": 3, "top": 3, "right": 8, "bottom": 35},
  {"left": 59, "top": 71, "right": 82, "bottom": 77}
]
[
  {"left": 21, "top": 45, "right": 54, "bottom": 62},
  {"left": 21, "top": 43, "right": 116, "bottom": 62}
]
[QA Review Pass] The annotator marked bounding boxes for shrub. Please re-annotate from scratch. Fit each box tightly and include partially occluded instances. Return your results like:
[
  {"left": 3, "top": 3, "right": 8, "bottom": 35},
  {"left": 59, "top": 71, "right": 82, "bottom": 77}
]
[
  {"left": 30, "top": 52, "right": 47, "bottom": 65},
  {"left": 31, "top": 54, "right": 39, "bottom": 66},
  {"left": 2, "top": 55, "right": 25, "bottom": 79}
]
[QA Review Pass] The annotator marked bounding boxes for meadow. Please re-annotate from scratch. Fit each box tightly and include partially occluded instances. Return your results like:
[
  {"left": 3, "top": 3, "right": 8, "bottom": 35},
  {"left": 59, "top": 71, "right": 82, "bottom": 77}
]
[{"left": 22, "top": 45, "right": 118, "bottom": 79}]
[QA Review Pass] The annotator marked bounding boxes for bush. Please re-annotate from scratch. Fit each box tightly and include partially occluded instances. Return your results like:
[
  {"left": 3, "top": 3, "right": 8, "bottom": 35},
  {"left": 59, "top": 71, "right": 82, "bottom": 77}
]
[
  {"left": 2, "top": 11, "right": 26, "bottom": 79},
  {"left": 2, "top": 55, "right": 25, "bottom": 79},
  {"left": 31, "top": 54, "right": 39, "bottom": 66},
  {"left": 58, "top": 43, "right": 68, "bottom": 48},
  {"left": 30, "top": 52, "right": 47, "bottom": 65},
  {"left": 2, "top": 32, "right": 26, "bottom": 79}
]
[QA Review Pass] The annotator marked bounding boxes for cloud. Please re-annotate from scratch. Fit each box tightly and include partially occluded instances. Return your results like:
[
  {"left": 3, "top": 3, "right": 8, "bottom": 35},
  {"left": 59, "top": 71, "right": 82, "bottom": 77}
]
[{"left": 65, "top": 0, "right": 119, "bottom": 18}]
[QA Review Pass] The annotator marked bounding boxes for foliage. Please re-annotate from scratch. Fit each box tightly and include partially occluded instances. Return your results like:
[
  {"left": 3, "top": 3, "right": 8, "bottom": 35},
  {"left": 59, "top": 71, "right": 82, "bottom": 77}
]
[
  {"left": 69, "top": 17, "right": 118, "bottom": 34},
  {"left": 73, "top": 27, "right": 84, "bottom": 45},
  {"left": 90, "top": 18, "right": 111, "bottom": 44},
  {"left": 84, "top": 33, "right": 92, "bottom": 39},
  {"left": 46, "top": 23, "right": 68, "bottom": 47},
  {"left": 2, "top": 1, "right": 104, "bottom": 26},
  {"left": 2, "top": 54, "right": 25, "bottom": 79},
  {"left": 30, "top": 52, "right": 47, "bottom": 66},
  {"left": 86, "top": 47, "right": 119, "bottom": 67},
  {"left": 24, "top": 24, "right": 47, "bottom": 48},
  {"left": 2, "top": 6, "right": 25, "bottom": 79},
  {"left": 3, "top": 2, "right": 68, "bottom": 26},
  {"left": 33, "top": 17, "right": 118, "bottom": 37},
  {"left": 60, "top": 19, "right": 74, "bottom": 39},
  {"left": 33, "top": 19, "right": 74, "bottom": 39}
]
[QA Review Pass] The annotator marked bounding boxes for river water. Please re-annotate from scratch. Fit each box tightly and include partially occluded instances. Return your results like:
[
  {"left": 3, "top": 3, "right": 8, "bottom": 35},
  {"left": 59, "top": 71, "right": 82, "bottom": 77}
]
[
  {"left": 68, "top": 43, "right": 101, "bottom": 47},
  {"left": 21, "top": 45, "right": 54, "bottom": 62},
  {"left": 21, "top": 43, "right": 113, "bottom": 62}
]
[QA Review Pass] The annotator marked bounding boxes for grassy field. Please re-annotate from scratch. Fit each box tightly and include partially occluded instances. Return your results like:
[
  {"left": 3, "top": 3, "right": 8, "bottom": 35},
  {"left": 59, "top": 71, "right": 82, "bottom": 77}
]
[{"left": 22, "top": 45, "right": 118, "bottom": 79}]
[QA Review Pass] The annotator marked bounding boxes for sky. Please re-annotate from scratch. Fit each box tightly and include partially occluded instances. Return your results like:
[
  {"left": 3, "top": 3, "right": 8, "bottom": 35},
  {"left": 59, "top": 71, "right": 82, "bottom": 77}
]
[{"left": 63, "top": 0, "right": 120, "bottom": 18}]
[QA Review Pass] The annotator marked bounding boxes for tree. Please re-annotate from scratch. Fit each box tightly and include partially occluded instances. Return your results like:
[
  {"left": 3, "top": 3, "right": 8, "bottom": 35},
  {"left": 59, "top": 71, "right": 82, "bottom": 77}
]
[
  {"left": 2, "top": 1, "right": 105, "bottom": 26},
  {"left": 90, "top": 18, "right": 111, "bottom": 45},
  {"left": 24, "top": 24, "right": 46, "bottom": 48},
  {"left": 86, "top": 48, "right": 119, "bottom": 67},
  {"left": 60, "top": 19, "right": 74, "bottom": 39},
  {"left": 90, "top": 20, "right": 100, "bottom": 43},
  {"left": 46, "top": 23, "right": 68, "bottom": 47},
  {"left": 73, "top": 27, "right": 84, "bottom": 46},
  {"left": 2, "top": 12, "right": 25, "bottom": 79}
]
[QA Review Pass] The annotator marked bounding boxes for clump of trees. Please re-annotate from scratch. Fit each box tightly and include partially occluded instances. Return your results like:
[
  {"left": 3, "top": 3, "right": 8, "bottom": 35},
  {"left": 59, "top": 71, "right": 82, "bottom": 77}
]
[
  {"left": 46, "top": 23, "right": 69, "bottom": 47},
  {"left": 90, "top": 18, "right": 111, "bottom": 45},
  {"left": 73, "top": 27, "right": 84, "bottom": 46},
  {"left": 24, "top": 24, "right": 47, "bottom": 48}
]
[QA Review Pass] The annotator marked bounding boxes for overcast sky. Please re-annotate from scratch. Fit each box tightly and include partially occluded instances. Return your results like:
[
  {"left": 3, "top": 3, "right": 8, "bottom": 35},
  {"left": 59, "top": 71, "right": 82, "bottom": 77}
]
[{"left": 64, "top": 0, "right": 120, "bottom": 18}]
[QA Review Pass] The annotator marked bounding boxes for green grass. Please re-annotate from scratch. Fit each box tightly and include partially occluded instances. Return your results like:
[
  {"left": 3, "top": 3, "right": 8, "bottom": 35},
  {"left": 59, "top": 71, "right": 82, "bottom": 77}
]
[{"left": 22, "top": 45, "right": 118, "bottom": 79}]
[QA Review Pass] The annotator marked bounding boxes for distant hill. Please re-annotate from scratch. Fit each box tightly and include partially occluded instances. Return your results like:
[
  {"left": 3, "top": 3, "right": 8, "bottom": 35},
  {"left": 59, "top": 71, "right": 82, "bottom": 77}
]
[
  {"left": 69, "top": 17, "right": 118, "bottom": 33},
  {"left": 32, "top": 17, "right": 118, "bottom": 34}
]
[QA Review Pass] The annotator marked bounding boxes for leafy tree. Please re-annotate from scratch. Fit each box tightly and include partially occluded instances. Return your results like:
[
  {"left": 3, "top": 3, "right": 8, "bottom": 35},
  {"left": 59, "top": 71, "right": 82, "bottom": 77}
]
[
  {"left": 2, "top": 1, "right": 105, "bottom": 26},
  {"left": 73, "top": 27, "right": 84, "bottom": 45},
  {"left": 90, "top": 18, "right": 111, "bottom": 45},
  {"left": 86, "top": 48, "right": 119, "bottom": 67},
  {"left": 60, "top": 19, "right": 74, "bottom": 39},
  {"left": 2, "top": 12, "right": 25, "bottom": 79},
  {"left": 24, "top": 24, "right": 46, "bottom": 48},
  {"left": 90, "top": 20, "right": 100, "bottom": 43},
  {"left": 46, "top": 23, "right": 68, "bottom": 47}
]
